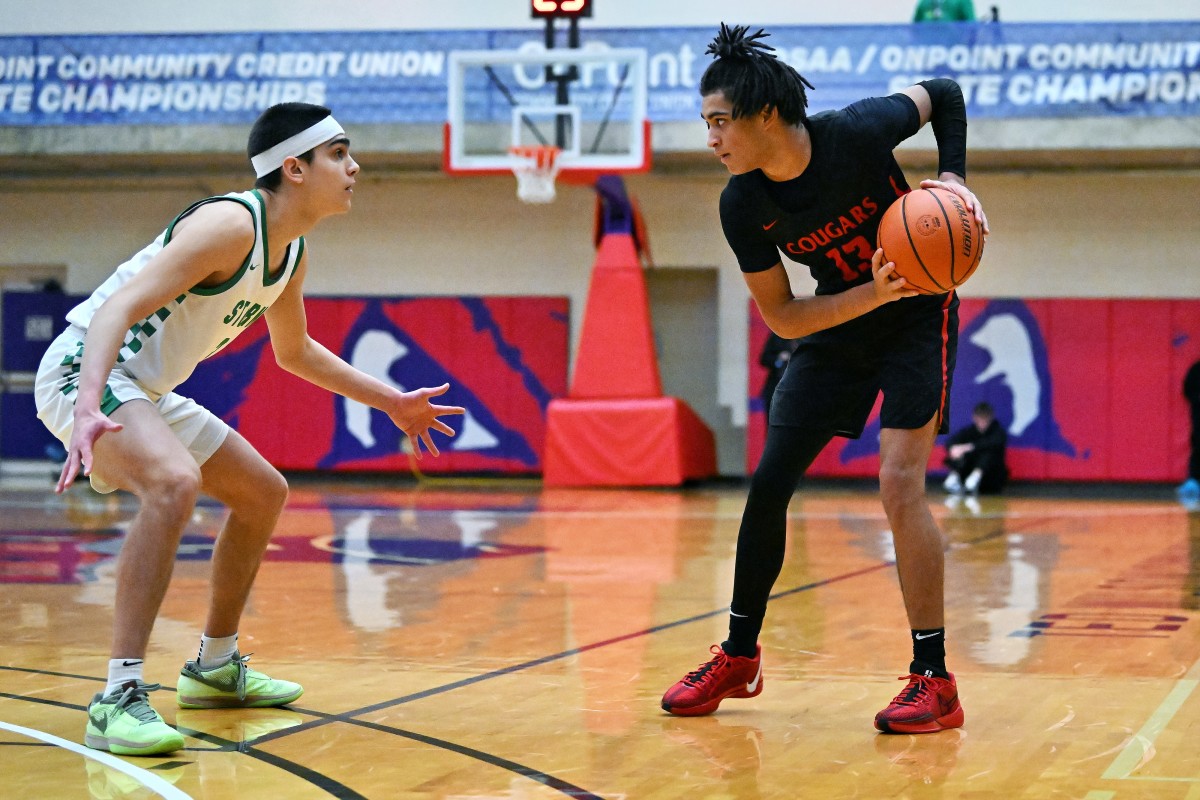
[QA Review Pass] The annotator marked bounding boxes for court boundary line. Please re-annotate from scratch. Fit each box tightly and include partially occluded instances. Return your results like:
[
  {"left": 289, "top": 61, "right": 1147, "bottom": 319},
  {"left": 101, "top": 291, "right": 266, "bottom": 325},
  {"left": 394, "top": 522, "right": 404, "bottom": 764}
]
[
  {"left": 0, "top": 719, "right": 194, "bottom": 800},
  {"left": 316, "top": 714, "right": 607, "bottom": 800},
  {"left": 0, "top": 681, "right": 601, "bottom": 798},
  {"left": 1101, "top": 655, "right": 1200, "bottom": 783},
  {"left": 0, "top": 689, "right": 369, "bottom": 799}
]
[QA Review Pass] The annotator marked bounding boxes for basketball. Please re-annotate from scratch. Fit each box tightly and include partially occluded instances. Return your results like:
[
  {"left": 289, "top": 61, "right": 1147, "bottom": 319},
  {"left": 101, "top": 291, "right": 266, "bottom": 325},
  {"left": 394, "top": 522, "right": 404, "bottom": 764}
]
[{"left": 877, "top": 187, "right": 985, "bottom": 295}]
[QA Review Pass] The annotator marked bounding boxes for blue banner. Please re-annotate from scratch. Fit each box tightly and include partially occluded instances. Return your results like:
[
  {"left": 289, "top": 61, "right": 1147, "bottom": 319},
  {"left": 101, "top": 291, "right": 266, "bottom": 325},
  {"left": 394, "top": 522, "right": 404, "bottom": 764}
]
[{"left": 1, "top": 22, "right": 1197, "bottom": 126}]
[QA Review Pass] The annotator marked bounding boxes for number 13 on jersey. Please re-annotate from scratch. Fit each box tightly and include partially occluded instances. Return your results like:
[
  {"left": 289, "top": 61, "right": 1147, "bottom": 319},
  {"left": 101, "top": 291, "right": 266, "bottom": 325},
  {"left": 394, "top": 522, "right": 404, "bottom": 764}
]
[{"left": 826, "top": 235, "right": 875, "bottom": 282}]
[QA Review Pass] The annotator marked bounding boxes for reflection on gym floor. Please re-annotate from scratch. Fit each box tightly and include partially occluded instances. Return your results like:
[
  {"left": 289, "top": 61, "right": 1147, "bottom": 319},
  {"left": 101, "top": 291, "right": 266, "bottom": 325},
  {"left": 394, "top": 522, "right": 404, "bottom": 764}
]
[{"left": 1, "top": 478, "right": 1197, "bottom": 799}]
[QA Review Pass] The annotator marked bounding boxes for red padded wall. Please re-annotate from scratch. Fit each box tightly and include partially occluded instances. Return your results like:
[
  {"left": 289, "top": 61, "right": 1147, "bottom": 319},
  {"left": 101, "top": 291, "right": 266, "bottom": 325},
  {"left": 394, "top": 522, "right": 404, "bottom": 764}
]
[{"left": 748, "top": 298, "right": 1200, "bottom": 483}]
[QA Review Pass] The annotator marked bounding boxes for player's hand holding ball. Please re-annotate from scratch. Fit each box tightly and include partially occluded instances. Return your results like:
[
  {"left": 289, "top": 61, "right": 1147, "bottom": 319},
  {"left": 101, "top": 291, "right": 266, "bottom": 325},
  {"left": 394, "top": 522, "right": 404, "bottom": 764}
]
[
  {"left": 871, "top": 246, "right": 920, "bottom": 304},
  {"left": 921, "top": 178, "right": 988, "bottom": 236},
  {"left": 877, "top": 180, "right": 988, "bottom": 295}
]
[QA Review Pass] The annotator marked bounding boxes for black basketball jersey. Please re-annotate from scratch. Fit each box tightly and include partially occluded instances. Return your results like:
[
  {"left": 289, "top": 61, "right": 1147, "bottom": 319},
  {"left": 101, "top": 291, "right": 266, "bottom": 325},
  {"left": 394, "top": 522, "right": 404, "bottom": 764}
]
[{"left": 720, "top": 93, "right": 924, "bottom": 298}]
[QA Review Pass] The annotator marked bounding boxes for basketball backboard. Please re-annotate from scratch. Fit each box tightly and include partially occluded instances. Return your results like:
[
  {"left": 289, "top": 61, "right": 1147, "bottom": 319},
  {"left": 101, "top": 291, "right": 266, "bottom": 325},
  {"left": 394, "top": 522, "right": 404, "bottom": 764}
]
[{"left": 444, "top": 46, "right": 650, "bottom": 178}]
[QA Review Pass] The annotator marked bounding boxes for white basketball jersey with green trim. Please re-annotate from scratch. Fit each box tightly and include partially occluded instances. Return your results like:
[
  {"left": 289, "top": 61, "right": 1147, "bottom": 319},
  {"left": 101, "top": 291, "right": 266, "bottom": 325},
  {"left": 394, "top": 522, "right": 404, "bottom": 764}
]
[{"left": 65, "top": 190, "right": 303, "bottom": 396}]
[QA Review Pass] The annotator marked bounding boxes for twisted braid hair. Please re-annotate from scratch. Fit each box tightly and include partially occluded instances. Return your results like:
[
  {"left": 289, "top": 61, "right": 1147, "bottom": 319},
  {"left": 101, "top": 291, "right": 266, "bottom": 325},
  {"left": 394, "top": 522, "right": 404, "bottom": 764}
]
[{"left": 700, "top": 23, "right": 815, "bottom": 126}]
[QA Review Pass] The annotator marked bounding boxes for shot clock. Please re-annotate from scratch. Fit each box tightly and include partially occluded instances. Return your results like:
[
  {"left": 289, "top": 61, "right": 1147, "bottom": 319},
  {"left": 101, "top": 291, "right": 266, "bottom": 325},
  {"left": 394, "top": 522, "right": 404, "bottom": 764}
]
[{"left": 531, "top": 0, "right": 593, "bottom": 18}]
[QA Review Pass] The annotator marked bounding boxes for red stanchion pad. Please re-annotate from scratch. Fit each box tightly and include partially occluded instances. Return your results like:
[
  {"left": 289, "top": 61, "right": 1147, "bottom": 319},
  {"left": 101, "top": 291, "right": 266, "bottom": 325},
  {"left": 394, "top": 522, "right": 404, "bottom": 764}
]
[
  {"left": 569, "top": 233, "right": 661, "bottom": 399},
  {"left": 543, "top": 396, "right": 716, "bottom": 487}
]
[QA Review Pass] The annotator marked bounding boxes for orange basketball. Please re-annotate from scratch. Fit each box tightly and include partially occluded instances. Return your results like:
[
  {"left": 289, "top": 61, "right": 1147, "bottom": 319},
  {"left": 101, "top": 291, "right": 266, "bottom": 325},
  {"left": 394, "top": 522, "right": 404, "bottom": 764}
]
[{"left": 877, "top": 187, "right": 984, "bottom": 295}]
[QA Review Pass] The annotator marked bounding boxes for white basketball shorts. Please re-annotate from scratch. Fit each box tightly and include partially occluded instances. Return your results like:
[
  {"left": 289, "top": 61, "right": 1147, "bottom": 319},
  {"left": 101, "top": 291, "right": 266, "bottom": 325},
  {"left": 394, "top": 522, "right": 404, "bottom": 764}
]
[{"left": 34, "top": 326, "right": 230, "bottom": 493}]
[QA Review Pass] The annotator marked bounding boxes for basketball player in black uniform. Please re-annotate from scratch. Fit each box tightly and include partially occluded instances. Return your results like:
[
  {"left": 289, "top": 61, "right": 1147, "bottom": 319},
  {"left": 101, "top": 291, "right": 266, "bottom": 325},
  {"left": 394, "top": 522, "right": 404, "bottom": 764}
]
[{"left": 661, "top": 24, "right": 989, "bottom": 734}]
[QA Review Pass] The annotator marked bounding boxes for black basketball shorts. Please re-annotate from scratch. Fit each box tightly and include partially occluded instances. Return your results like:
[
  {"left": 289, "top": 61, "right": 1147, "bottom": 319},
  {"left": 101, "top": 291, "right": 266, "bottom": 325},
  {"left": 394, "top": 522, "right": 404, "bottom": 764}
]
[{"left": 769, "top": 293, "right": 959, "bottom": 438}]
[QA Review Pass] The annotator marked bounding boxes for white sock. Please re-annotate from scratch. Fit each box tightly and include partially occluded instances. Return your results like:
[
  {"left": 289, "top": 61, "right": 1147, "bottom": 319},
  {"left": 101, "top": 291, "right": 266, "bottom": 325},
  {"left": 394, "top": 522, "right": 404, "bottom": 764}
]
[
  {"left": 964, "top": 469, "right": 983, "bottom": 493},
  {"left": 197, "top": 633, "right": 238, "bottom": 670},
  {"left": 106, "top": 658, "right": 144, "bottom": 695}
]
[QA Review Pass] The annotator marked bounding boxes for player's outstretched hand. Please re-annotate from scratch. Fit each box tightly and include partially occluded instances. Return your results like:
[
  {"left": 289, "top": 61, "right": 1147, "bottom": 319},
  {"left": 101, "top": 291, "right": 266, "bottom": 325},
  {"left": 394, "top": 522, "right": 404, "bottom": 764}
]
[
  {"left": 56, "top": 408, "right": 123, "bottom": 494},
  {"left": 871, "top": 248, "right": 919, "bottom": 304},
  {"left": 387, "top": 383, "right": 465, "bottom": 458},
  {"left": 920, "top": 178, "right": 989, "bottom": 239}
]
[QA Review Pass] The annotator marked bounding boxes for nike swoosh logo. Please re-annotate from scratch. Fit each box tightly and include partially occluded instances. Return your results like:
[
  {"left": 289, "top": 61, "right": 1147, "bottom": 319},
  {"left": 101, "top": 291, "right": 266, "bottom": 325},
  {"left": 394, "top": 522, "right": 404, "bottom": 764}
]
[
  {"left": 762, "top": 220, "right": 779, "bottom": 231},
  {"left": 746, "top": 661, "right": 763, "bottom": 693},
  {"left": 89, "top": 713, "right": 108, "bottom": 733},
  {"left": 121, "top": 660, "right": 143, "bottom": 667},
  {"left": 914, "top": 632, "right": 941, "bottom": 640}
]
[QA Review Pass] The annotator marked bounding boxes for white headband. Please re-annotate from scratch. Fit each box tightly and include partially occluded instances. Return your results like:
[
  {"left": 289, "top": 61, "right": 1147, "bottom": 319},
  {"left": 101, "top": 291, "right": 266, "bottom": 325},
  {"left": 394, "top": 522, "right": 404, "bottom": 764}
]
[{"left": 251, "top": 116, "right": 345, "bottom": 177}]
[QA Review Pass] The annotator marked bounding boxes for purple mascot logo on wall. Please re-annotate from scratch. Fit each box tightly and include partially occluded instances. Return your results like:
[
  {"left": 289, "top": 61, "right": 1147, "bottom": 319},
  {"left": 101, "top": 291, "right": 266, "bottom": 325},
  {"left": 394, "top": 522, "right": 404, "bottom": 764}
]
[
  {"left": 842, "top": 299, "right": 1077, "bottom": 462},
  {"left": 178, "top": 295, "right": 569, "bottom": 474},
  {"left": 323, "top": 299, "right": 542, "bottom": 468}
]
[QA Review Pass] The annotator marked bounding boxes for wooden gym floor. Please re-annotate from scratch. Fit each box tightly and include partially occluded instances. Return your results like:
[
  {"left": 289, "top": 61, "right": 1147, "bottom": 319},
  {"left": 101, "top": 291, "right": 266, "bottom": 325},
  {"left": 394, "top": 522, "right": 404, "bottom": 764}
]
[{"left": 1, "top": 474, "right": 1198, "bottom": 799}]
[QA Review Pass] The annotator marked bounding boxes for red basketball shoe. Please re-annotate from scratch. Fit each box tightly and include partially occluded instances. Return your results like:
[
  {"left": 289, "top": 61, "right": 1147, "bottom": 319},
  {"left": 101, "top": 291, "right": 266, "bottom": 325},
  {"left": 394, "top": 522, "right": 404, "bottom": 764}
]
[
  {"left": 661, "top": 644, "right": 763, "bottom": 716},
  {"left": 874, "top": 669, "right": 964, "bottom": 734}
]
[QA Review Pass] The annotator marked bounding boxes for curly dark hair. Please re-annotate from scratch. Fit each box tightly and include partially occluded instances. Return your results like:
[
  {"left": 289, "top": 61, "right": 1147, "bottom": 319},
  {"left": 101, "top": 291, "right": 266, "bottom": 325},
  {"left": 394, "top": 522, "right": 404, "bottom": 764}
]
[{"left": 700, "top": 23, "right": 815, "bottom": 126}]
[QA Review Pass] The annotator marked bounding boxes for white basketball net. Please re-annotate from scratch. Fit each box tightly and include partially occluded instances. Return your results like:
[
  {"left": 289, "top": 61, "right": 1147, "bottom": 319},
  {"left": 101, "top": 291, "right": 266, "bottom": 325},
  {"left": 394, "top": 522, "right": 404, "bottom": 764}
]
[{"left": 509, "top": 145, "right": 561, "bottom": 204}]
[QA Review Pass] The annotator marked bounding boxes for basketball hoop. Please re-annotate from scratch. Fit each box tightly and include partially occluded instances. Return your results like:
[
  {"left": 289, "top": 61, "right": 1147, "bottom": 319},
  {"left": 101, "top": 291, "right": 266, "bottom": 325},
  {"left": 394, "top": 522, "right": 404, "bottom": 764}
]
[{"left": 509, "top": 145, "right": 561, "bottom": 204}]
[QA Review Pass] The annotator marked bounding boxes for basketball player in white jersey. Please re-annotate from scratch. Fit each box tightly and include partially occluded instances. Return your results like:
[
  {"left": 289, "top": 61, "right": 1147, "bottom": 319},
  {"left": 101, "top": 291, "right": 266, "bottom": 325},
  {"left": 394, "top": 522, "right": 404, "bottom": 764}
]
[{"left": 34, "top": 102, "right": 464, "bottom": 756}]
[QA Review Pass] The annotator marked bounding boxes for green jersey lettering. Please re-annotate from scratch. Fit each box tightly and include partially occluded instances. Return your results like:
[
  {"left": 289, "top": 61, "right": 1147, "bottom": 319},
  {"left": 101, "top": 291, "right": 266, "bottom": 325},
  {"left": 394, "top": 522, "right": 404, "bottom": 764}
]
[{"left": 224, "top": 300, "right": 247, "bottom": 324}]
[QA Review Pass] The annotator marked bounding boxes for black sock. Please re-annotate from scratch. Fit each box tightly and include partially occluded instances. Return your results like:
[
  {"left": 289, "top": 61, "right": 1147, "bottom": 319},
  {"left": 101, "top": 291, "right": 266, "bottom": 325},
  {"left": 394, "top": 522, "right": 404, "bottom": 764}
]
[
  {"left": 723, "top": 611, "right": 762, "bottom": 658},
  {"left": 911, "top": 628, "right": 948, "bottom": 677}
]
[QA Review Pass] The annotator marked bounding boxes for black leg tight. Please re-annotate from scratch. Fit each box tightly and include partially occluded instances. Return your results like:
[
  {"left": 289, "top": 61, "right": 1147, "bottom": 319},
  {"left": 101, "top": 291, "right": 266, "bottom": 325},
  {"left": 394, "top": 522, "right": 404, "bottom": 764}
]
[{"left": 724, "top": 425, "right": 836, "bottom": 655}]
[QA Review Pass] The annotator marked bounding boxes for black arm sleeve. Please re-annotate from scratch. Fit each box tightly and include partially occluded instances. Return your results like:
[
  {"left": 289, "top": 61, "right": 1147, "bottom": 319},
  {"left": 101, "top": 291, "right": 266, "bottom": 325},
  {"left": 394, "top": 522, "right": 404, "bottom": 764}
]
[{"left": 917, "top": 78, "right": 968, "bottom": 180}]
